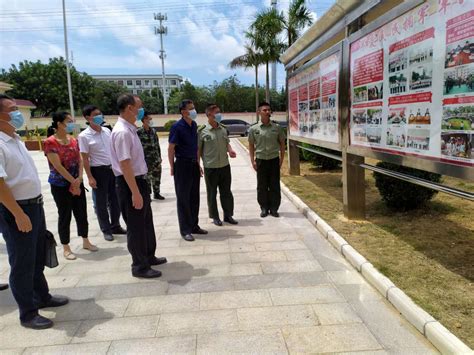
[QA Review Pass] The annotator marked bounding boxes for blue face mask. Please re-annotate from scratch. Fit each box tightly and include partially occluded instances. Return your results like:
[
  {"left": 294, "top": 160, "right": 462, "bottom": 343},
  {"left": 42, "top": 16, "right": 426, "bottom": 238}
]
[
  {"left": 92, "top": 114, "right": 104, "bottom": 126},
  {"left": 137, "top": 108, "right": 145, "bottom": 121},
  {"left": 214, "top": 113, "right": 222, "bottom": 123},
  {"left": 8, "top": 110, "right": 24, "bottom": 129},
  {"left": 189, "top": 109, "right": 197, "bottom": 120},
  {"left": 66, "top": 122, "right": 75, "bottom": 133}
]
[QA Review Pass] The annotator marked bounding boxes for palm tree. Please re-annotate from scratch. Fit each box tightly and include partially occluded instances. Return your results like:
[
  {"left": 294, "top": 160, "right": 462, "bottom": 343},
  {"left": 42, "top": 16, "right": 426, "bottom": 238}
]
[
  {"left": 229, "top": 43, "right": 263, "bottom": 121},
  {"left": 249, "top": 8, "right": 286, "bottom": 103},
  {"left": 285, "top": 0, "right": 313, "bottom": 47}
]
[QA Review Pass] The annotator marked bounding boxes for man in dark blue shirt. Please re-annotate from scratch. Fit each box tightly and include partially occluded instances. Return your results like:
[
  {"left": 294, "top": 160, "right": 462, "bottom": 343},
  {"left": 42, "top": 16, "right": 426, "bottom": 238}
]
[{"left": 168, "top": 99, "right": 208, "bottom": 241}]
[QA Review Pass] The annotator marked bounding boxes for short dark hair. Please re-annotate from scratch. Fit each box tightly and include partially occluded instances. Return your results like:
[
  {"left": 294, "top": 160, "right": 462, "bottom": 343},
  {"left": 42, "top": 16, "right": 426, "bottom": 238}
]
[
  {"left": 51, "top": 111, "right": 70, "bottom": 129},
  {"left": 205, "top": 103, "right": 219, "bottom": 115},
  {"left": 178, "top": 99, "right": 193, "bottom": 113},
  {"left": 82, "top": 104, "right": 98, "bottom": 118},
  {"left": 143, "top": 110, "right": 151, "bottom": 118},
  {"left": 258, "top": 102, "right": 271, "bottom": 110},
  {"left": 117, "top": 94, "right": 135, "bottom": 112},
  {"left": 0, "top": 94, "right": 13, "bottom": 111}
]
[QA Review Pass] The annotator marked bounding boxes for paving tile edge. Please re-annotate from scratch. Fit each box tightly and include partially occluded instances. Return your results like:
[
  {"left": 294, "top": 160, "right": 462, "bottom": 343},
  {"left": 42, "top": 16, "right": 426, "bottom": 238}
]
[{"left": 235, "top": 139, "right": 473, "bottom": 355}]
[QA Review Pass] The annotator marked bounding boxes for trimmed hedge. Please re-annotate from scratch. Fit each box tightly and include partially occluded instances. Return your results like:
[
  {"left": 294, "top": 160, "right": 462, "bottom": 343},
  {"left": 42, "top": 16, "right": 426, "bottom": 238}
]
[
  {"left": 164, "top": 119, "right": 177, "bottom": 132},
  {"left": 373, "top": 161, "right": 442, "bottom": 210}
]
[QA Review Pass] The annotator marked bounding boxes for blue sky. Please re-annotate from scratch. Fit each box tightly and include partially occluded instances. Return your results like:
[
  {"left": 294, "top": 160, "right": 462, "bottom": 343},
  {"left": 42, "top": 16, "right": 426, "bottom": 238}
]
[{"left": 0, "top": 0, "right": 336, "bottom": 88}]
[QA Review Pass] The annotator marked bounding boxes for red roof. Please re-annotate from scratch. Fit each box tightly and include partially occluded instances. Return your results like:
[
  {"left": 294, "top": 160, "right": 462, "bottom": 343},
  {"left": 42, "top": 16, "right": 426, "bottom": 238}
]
[{"left": 15, "top": 99, "right": 36, "bottom": 108}]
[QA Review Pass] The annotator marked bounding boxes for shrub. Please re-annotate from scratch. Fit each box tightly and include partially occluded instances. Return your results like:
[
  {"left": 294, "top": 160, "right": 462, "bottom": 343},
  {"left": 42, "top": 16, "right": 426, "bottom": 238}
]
[
  {"left": 300, "top": 143, "right": 341, "bottom": 169},
  {"left": 373, "top": 161, "right": 442, "bottom": 210},
  {"left": 164, "top": 119, "right": 177, "bottom": 132}
]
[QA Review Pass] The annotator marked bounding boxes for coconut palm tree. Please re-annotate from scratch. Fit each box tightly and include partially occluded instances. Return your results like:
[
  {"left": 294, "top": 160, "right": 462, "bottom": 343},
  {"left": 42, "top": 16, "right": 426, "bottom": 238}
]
[
  {"left": 285, "top": 0, "right": 313, "bottom": 47},
  {"left": 249, "top": 8, "right": 286, "bottom": 103}
]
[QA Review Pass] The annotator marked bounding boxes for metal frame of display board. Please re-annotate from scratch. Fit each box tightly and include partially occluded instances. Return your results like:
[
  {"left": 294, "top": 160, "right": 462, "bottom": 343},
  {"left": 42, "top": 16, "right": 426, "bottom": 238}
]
[
  {"left": 287, "top": 42, "right": 343, "bottom": 152},
  {"left": 345, "top": 0, "right": 474, "bottom": 181}
]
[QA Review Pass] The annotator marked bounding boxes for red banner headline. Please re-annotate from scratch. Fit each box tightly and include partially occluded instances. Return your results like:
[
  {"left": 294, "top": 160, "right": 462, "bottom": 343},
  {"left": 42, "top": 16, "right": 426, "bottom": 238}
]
[
  {"left": 447, "top": 9, "right": 474, "bottom": 28},
  {"left": 389, "top": 27, "right": 435, "bottom": 54},
  {"left": 446, "top": 16, "right": 474, "bottom": 45},
  {"left": 443, "top": 96, "right": 474, "bottom": 105},
  {"left": 352, "top": 101, "right": 383, "bottom": 109},
  {"left": 353, "top": 50, "right": 384, "bottom": 87},
  {"left": 389, "top": 92, "right": 432, "bottom": 105}
]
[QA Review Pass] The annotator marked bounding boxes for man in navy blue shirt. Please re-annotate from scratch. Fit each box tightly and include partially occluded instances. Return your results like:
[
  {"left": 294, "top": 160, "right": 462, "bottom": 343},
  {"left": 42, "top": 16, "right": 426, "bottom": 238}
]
[{"left": 168, "top": 99, "right": 208, "bottom": 241}]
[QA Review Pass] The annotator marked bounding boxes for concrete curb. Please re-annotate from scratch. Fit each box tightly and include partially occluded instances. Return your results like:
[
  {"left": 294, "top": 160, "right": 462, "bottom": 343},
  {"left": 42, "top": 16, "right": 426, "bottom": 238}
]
[{"left": 234, "top": 139, "right": 472, "bottom": 355}]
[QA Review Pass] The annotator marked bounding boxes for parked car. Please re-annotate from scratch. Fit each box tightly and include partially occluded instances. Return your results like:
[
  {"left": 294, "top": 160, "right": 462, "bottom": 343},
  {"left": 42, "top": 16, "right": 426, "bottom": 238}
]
[
  {"left": 272, "top": 120, "right": 288, "bottom": 129},
  {"left": 221, "top": 119, "right": 250, "bottom": 136}
]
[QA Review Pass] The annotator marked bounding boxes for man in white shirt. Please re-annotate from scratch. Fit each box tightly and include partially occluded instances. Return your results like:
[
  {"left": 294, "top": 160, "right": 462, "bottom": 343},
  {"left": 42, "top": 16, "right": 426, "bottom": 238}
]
[
  {"left": 0, "top": 94, "right": 68, "bottom": 329},
  {"left": 78, "top": 105, "right": 126, "bottom": 241}
]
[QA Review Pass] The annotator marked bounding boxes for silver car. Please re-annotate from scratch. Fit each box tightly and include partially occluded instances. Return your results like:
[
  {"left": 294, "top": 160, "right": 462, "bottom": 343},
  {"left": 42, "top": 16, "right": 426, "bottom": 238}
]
[{"left": 221, "top": 119, "right": 250, "bottom": 137}]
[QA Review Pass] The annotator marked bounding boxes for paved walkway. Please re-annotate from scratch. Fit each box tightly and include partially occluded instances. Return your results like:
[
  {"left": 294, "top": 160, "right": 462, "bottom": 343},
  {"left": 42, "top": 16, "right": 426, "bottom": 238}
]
[{"left": 0, "top": 138, "right": 437, "bottom": 354}]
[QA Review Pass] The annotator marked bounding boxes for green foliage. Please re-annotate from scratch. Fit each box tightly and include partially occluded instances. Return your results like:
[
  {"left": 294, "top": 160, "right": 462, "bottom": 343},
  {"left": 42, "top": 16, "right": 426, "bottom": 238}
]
[
  {"left": 139, "top": 90, "right": 163, "bottom": 114},
  {"left": 373, "top": 162, "right": 442, "bottom": 210},
  {"left": 0, "top": 57, "right": 95, "bottom": 116},
  {"left": 300, "top": 143, "right": 341, "bottom": 170},
  {"left": 164, "top": 120, "right": 177, "bottom": 132},
  {"left": 91, "top": 81, "right": 128, "bottom": 115}
]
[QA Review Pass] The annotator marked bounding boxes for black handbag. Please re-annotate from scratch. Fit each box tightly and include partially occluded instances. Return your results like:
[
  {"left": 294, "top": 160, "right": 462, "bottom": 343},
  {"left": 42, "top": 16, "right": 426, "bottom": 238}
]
[{"left": 44, "top": 230, "right": 59, "bottom": 268}]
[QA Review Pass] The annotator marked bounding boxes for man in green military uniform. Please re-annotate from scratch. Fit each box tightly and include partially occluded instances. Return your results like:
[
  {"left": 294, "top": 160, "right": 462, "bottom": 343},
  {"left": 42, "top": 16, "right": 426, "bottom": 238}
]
[
  {"left": 248, "top": 102, "right": 286, "bottom": 218},
  {"left": 198, "top": 104, "right": 238, "bottom": 226},
  {"left": 137, "top": 111, "right": 165, "bottom": 200}
]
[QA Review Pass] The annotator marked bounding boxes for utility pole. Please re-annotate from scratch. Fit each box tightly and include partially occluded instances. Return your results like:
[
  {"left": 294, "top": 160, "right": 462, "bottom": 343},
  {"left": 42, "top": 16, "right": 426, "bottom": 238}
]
[
  {"left": 154, "top": 13, "right": 168, "bottom": 114},
  {"left": 62, "top": 0, "right": 75, "bottom": 119},
  {"left": 271, "top": 0, "right": 277, "bottom": 91}
]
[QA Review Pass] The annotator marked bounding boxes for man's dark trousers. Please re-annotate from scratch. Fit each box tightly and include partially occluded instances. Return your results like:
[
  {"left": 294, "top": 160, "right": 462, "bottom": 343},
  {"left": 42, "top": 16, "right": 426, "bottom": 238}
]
[
  {"left": 174, "top": 158, "right": 200, "bottom": 236},
  {"left": 256, "top": 157, "right": 281, "bottom": 212},
  {"left": 0, "top": 201, "right": 51, "bottom": 322},
  {"left": 116, "top": 176, "right": 156, "bottom": 274},
  {"left": 204, "top": 164, "right": 233, "bottom": 219},
  {"left": 91, "top": 166, "right": 120, "bottom": 233}
]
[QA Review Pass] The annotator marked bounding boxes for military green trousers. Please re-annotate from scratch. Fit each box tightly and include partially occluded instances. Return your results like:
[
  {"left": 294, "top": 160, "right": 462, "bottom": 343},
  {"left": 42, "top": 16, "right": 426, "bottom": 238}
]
[
  {"left": 204, "top": 164, "right": 234, "bottom": 219},
  {"left": 146, "top": 163, "right": 162, "bottom": 195}
]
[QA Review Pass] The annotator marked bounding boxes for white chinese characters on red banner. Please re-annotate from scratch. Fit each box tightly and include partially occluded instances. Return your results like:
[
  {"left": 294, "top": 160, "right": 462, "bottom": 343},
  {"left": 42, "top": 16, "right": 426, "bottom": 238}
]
[
  {"left": 288, "top": 52, "right": 340, "bottom": 144},
  {"left": 349, "top": 0, "right": 474, "bottom": 166}
]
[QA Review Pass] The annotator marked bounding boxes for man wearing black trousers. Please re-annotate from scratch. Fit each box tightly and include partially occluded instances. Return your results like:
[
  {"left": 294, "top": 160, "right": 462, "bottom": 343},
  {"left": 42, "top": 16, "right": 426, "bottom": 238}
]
[
  {"left": 248, "top": 102, "right": 286, "bottom": 218},
  {"left": 0, "top": 94, "right": 68, "bottom": 329},
  {"left": 110, "top": 94, "right": 166, "bottom": 278},
  {"left": 168, "top": 99, "right": 208, "bottom": 242}
]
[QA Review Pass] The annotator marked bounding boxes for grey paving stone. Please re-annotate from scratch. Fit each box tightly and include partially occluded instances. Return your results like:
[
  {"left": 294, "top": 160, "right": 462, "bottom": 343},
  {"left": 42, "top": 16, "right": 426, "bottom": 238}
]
[
  {"left": 282, "top": 324, "right": 382, "bottom": 353},
  {"left": 233, "top": 273, "right": 302, "bottom": 290},
  {"left": 167, "top": 276, "right": 235, "bottom": 294},
  {"left": 328, "top": 270, "right": 367, "bottom": 285},
  {"left": 99, "top": 281, "right": 168, "bottom": 300},
  {"left": 237, "top": 305, "right": 318, "bottom": 329},
  {"left": 125, "top": 293, "right": 200, "bottom": 316},
  {"left": 230, "top": 243, "right": 256, "bottom": 253},
  {"left": 269, "top": 285, "right": 345, "bottom": 306},
  {"left": 203, "top": 244, "right": 231, "bottom": 254},
  {"left": 312, "top": 303, "right": 363, "bottom": 325},
  {"left": 0, "top": 321, "right": 81, "bottom": 348},
  {"left": 41, "top": 299, "right": 129, "bottom": 322},
  {"left": 200, "top": 289, "right": 272, "bottom": 310},
  {"left": 156, "top": 309, "right": 239, "bottom": 336},
  {"left": 197, "top": 330, "right": 288, "bottom": 355},
  {"left": 109, "top": 335, "right": 196, "bottom": 354},
  {"left": 254, "top": 241, "right": 308, "bottom": 252},
  {"left": 159, "top": 246, "right": 205, "bottom": 256},
  {"left": 0, "top": 348, "right": 25, "bottom": 354},
  {"left": 285, "top": 249, "right": 314, "bottom": 261},
  {"left": 261, "top": 260, "right": 323, "bottom": 274},
  {"left": 23, "top": 341, "right": 111, "bottom": 354},
  {"left": 336, "top": 284, "right": 384, "bottom": 302},
  {"left": 231, "top": 251, "right": 287, "bottom": 264},
  {"left": 168, "top": 253, "right": 231, "bottom": 266},
  {"left": 71, "top": 315, "right": 159, "bottom": 343}
]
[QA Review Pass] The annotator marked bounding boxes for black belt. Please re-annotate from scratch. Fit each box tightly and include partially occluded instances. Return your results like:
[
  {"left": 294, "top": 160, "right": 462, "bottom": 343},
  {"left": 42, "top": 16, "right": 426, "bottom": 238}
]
[
  {"left": 91, "top": 165, "right": 111, "bottom": 169},
  {"left": 176, "top": 157, "right": 197, "bottom": 163},
  {"left": 17, "top": 195, "right": 43, "bottom": 206}
]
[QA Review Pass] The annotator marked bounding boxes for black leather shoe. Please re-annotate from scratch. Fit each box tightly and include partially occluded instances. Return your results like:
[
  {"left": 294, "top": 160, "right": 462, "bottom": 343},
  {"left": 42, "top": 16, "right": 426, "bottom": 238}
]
[
  {"left": 270, "top": 210, "right": 280, "bottom": 218},
  {"left": 193, "top": 228, "right": 208, "bottom": 235},
  {"left": 150, "top": 256, "right": 167, "bottom": 266},
  {"left": 154, "top": 193, "right": 165, "bottom": 200},
  {"left": 132, "top": 268, "right": 162, "bottom": 278},
  {"left": 260, "top": 209, "right": 269, "bottom": 218},
  {"left": 111, "top": 226, "right": 127, "bottom": 235},
  {"left": 103, "top": 233, "right": 114, "bottom": 241},
  {"left": 21, "top": 315, "right": 53, "bottom": 330},
  {"left": 224, "top": 216, "right": 238, "bottom": 225},
  {"left": 39, "top": 295, "right": 69, "bottom": 309},
  {"left": 213, "top": 218, "right": 223, "bottom": 226},
  {"left": 182, "top": 234, "right": 195, "bottom": 242},
  {"left": 0, "top": 283, "right": 8, "bottom": 291}
]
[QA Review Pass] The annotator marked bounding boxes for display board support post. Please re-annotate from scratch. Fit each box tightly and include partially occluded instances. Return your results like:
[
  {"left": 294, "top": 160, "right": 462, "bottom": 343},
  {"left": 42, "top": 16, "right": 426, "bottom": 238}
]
[{"left": 288, "top": 139, "right": 301, "bottom": 175}]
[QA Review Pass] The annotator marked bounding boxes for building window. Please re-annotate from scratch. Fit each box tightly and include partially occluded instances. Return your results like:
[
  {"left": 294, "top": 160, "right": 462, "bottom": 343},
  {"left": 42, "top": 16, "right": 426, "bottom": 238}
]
[
  {"left": 118, "top": 80, "right": 124, "bottom": 86},
  {"left": 127, "top": 80, "right": 133, "bottom": 86},
  {"left": 137, "top": 90, "right": 142, "bottom": 95},
  {"left": 136, "top": 80, "right": 142, "bottom": 86},
  {"left": 171, "top": 79, "right": 177, "bottom": 85},
  {"left": 145, "top": 80, "right": 150, "bottom": 86},
  {"left": 153, "top": 80, "right": 158, "bottom": 86}
]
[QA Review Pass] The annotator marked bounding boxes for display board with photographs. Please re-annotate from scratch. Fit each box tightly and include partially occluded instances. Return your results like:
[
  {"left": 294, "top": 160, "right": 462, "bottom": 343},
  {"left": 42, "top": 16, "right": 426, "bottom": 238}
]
[
  {"left": 289, "top": 51, "right": 340, "bottom": 145},
  {"left": 349, "top": 0, "right": 474, "bottom": 166}
]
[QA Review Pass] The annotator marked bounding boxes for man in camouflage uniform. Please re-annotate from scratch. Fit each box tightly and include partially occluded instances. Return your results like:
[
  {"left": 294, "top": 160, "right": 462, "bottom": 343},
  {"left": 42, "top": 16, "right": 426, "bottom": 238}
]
[{"left": 137, "top": 111, "right": 165, "bottom": 200}]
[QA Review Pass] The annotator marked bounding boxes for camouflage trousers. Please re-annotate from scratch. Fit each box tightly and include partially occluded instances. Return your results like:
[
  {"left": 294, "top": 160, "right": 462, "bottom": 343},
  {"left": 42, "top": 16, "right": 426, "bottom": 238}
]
[{"left": 146, "top": 163, "right": 162, "bottom": 195}]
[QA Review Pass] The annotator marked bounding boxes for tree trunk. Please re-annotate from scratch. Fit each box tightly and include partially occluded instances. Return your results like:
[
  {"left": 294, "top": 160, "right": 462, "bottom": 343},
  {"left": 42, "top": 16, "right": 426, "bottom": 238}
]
[
  {"left": 265, "top": 61, "right": 270, "bottom": 103},
  {"left": 255, "top": 65, "right": 259, "bottom": 123}
]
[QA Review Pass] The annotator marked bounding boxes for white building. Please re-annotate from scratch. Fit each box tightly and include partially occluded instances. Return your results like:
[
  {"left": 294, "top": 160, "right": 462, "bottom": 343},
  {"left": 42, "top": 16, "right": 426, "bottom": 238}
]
[{"left": 91, "top": 74, "right": 184, "bottom": 97}]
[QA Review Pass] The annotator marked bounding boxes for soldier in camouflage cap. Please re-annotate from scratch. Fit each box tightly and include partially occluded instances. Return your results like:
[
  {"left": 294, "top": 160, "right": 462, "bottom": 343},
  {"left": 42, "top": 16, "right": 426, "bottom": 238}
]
[{"left": 137, "top": 111, "right": 165, "bottom": 200}]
